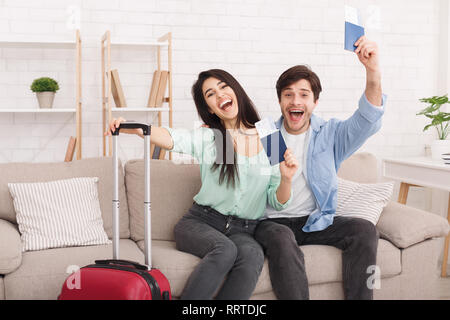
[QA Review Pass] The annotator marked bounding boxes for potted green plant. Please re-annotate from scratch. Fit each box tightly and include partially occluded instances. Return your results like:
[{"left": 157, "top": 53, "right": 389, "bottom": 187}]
[
  {"left": 417, "top": 94, "right": 450, "bottom": 160},
  {"left": 30, "top": 77, "right": 60, "bottom": 109}
]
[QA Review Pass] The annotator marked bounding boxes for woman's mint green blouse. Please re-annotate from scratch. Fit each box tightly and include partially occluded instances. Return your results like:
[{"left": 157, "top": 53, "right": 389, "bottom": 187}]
[{"left": 164, "top": 126, "right": 292, "bottom": 220}]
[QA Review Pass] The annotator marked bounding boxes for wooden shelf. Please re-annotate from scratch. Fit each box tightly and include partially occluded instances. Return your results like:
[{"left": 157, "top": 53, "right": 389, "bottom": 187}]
[
  {"left": 111, "top": 40, "right": 169, "bottom": 47},
  {"left": 101, "top": 30, "right": 173, "bottom": 159},
  {"left": 0, "top": 38, "right": 76, "bottom": 48},
  {"left": 0, "top": 108, "right": 76, "bottom": 113},
  {"left": 111, "top": 107, "right": 170, "bottom": 112}
]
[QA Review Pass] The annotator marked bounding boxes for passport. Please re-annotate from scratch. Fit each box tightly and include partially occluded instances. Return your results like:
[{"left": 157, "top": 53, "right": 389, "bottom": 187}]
[
  {"left": 345, "top": 21, "right": 365, "bottom": 51},
  {"left": 260, "top": 130, "right": 287, "bottom": 166},
  {"left": 255, "top": 117, "right": 288, "bottom": 166}
]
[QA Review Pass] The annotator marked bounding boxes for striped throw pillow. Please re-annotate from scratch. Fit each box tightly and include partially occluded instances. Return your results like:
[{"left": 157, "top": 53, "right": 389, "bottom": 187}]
[
  {"left": 8, "top": 177, "right": 111, "bottom": 252},
  {"left": 335, "top": 178, "right": 394, "bottom": 225}
]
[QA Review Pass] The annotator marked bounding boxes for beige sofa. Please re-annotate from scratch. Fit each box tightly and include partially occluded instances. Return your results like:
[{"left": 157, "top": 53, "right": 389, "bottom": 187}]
[{"left": 0, "top": 153, "right": 449, "bottom": 300}]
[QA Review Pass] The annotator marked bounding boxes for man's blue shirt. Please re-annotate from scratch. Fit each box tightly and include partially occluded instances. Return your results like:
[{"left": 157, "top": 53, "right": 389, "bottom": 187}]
[{"left": 274, "top": 93, "right": 387, "bottom": 232}]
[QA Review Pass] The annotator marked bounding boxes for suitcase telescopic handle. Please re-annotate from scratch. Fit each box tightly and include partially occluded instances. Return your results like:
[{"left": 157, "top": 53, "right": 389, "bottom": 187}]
[
  {"left": 112, "top": 121, "right": 152, "bottom": 269},
  {"left": 111, "top": 122, "right": 151, "bottom": 136}
]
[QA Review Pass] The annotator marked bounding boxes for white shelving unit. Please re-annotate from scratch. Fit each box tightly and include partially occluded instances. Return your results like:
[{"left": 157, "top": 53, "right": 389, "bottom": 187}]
[
  {"left": 0, "top": 30, "right": 83, "bottom": 160},
  {"left": 101, "top": 30, "right": 173, "bottom": 159},
  {"left": 0, "top": 109, "right": 76, "bottom": 113}
]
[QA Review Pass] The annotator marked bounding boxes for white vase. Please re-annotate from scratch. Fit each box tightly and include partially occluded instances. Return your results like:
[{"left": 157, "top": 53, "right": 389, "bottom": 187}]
[
  {"left": 431, "top": 139, "right": 450, "bottom": 160},
  {"left": 36, "top": 91, "right": 55, "bottom": 108}
]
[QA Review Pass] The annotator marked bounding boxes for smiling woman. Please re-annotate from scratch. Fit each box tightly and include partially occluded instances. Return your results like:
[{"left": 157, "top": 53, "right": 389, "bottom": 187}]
[
  {"left": 191, "top": 69, "right": 261, "bottom": 186},
  {"left": 202, "top": 78, "right": 239, "bottom": 133}
]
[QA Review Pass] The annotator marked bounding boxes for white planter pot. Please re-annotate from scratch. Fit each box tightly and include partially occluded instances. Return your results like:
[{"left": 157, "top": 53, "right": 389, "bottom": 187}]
[
  {"left": 36, "top": 91, "right": 55, "bottom": 109},
  {"left": 431, "top": 139, "right": 450, "bottom": 160}
]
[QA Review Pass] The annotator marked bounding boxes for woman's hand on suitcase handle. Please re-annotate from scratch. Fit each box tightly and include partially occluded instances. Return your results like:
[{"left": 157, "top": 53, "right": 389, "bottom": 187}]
[
  {"left": 105, "top": 117, "right": 144, "bottom": 137},
  {"left": 105, "top": 117, "right": 174, "bottom": 150}
]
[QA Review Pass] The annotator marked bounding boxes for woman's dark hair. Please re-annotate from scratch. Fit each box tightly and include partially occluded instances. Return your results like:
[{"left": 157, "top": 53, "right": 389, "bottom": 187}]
[
  {"left": 192, "top": 69, "right": 260, "bottom": 188},
  {"left": 276, "top": 65, "right": 322, "bottom": 102}
]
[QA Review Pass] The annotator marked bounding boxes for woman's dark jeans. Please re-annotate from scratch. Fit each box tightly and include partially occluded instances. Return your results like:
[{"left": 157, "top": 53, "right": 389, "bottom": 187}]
[{"left": 174, "top": 203, "right": 264, "bottom": 300}]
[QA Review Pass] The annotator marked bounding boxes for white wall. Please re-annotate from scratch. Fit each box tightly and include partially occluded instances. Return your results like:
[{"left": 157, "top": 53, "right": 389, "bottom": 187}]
[{"left": 0, "top": 0, "right": 448, "bottom": 213}]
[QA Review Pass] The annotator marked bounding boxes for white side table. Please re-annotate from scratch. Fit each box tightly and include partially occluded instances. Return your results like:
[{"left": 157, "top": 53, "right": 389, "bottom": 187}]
[{"left": 382, "top": 157, "right": 450, "bottom": 277}]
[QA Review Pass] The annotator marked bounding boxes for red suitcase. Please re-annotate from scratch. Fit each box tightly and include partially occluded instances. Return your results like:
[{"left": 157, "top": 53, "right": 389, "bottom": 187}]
[{"left": 59, "top": 122, "right": 171, "bottom": 300}]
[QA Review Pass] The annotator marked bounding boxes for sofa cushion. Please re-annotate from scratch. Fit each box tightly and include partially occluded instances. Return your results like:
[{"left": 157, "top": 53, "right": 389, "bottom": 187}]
[
  {"left": 0, "top": 157, "right": 130, "bottom": 239},
  {"left": 139, "top": 239, "right": 401, "bottom": 298},
  {"left": 0, "top": 219, "right": 22, "bottom": 274},
  {"left": 377, "top": 200, "right": 450, "bottom": 248},
  {"left": 335, "top": 177, "right": 394, "bottom": 225},
  {"left": 125, "top": 159, "right": 201, "bottom": 242},
  {"left": 8, "top": 177, "right": 111, "bottom": 252},
  {"left": 142, "top": 240, "right": 201, "bottom": 298},
  {"left": 337, "top": 152, "right": 379, "bottom": 183},
  {"left": 3, "top": 239, "right": 144, "bottom": 300}
]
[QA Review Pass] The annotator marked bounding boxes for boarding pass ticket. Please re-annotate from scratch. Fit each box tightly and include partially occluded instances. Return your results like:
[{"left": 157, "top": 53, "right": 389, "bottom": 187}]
[{"left": 255, "top": 117, "right": 278, "bottom": 138}]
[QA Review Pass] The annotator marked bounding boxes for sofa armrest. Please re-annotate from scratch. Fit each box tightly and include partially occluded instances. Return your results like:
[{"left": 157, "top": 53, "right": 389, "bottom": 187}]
[
  {"left": 0, "top": 219, "right": 22, "bottom": 274},
  {"left": 376, "top": 201, "right": 450, "bottom": 249}
]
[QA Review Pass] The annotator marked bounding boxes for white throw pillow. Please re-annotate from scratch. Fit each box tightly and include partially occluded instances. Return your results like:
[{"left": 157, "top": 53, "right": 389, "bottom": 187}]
[
  {"left": 8, "top": 177, "right": 111, "bottom": 252},
  {"left": 335, "top": 177, "right": 394, "bottom": 225}
]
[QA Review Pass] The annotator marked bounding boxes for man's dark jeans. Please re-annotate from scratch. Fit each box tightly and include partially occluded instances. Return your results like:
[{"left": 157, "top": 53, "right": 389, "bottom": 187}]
[{"left": 255, "top": 216, "right": 379, "bottom": 300}]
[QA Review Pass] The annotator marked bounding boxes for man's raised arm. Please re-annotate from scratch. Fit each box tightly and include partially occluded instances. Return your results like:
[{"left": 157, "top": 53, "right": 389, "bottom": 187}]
[{"left": 354, "top": 36, "right": 382, "bottom": 107}]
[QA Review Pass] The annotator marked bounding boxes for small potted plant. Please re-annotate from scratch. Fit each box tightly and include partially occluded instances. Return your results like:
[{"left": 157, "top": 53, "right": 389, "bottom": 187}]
[
  {"left": 417, "top": 94, "right": 450, "bottom": 160},
  {"left": 30, "top": 77, "right": 60, "bottom": 109}
]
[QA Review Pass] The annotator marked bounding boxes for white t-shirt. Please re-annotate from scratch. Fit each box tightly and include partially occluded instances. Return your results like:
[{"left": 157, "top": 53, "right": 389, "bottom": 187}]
[{"left": 263, "top": 123, "right": 317, "bottom": 219}]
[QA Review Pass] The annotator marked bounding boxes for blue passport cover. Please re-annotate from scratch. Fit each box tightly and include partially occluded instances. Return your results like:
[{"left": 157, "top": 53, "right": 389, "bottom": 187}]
[
  {"left": 260, "top": 131, "right": 287, "bottom": 166},
  {"left": 345, "top": 21, "right": 365, "bottom": 51}
]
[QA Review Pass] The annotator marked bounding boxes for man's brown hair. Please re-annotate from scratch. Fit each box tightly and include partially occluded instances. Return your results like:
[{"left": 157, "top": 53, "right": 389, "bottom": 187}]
[{"left": 276, "top": 65, "right": 322, "bottom": 102}]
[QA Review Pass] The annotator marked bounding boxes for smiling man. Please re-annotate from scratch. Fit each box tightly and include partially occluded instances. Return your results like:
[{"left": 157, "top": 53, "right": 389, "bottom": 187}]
[{"left": 255, "top": 36, "right": 387, "bottom": 300}]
